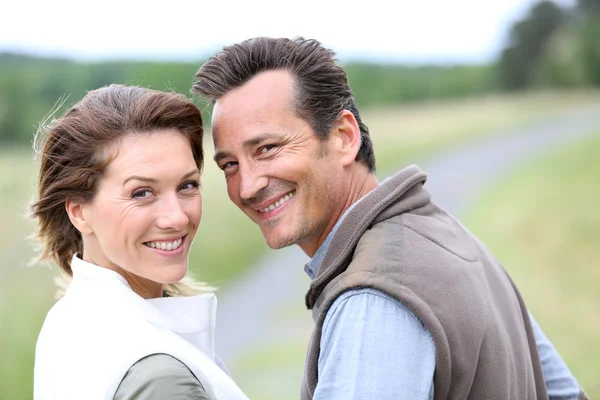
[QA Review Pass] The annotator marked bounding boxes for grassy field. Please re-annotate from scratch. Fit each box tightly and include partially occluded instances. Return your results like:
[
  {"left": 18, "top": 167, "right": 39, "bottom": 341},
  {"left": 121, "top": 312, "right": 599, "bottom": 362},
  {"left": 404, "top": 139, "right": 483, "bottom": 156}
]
[
  {"left": 193, "top": 89, "right": 600, "bottom": 289},
  {"left": 1, "top": 90, "right": 600, "bottom": 398},
  {"left": 0, "top": 149, "right": 54, "bottom": 399},
  {"left": 369, "top": 89, "right": 600, "bottom": 169},
  {"left": 225, "top": 92, "right": 600, "bottom": 399},
  {"left": 463, "top": 131, "right": 600, "bottom": 398}
]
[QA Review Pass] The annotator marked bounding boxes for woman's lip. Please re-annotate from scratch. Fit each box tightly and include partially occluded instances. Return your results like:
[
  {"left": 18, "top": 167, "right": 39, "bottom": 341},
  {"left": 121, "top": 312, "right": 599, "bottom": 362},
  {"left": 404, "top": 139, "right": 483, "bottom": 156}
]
[
  {"left": 145, "top": 244, "right": 185, "bottom": 256},
  {"left": 144, "top": 234, "right": 186, "bottom": 243},
  {"left": 143, "top": 235, "right": 186, "bottom": 254}
]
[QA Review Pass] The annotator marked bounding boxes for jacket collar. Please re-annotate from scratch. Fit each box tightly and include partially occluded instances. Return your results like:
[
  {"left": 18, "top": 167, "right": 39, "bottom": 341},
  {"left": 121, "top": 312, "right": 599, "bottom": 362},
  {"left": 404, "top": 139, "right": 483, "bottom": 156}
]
[
  {"left": 305, "top": 165, "right": 430, "bottom": 309},
  {"left": 68, "top": 255, "right": 217, "bottom": 357}
]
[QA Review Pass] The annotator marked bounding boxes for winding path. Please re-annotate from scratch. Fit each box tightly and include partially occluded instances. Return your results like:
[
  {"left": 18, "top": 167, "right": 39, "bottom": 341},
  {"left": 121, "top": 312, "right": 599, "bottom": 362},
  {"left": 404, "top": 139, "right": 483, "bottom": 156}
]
[{"left": 214, "top": 105, "right": 600, "bottom": 365}]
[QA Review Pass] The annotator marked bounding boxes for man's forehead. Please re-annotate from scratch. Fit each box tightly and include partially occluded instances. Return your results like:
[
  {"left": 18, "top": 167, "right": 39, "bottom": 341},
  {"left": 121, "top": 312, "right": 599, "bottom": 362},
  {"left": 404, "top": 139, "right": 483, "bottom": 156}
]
[
  {"left": 213, "top": 71, "right": 295, "bottom": 116},
  {"left": 212, "top": 104, "right": 294, "bottom": 143},
  {"left": 212, "top": 107, "right": 259, "bottom": 142}
]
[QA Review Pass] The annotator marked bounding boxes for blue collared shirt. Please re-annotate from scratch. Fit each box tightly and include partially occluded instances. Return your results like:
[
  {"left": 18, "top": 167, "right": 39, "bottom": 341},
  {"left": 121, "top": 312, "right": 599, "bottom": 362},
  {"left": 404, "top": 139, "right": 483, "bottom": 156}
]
[{"left": 306, "top": 204, "right": 581, "bottom": 400}]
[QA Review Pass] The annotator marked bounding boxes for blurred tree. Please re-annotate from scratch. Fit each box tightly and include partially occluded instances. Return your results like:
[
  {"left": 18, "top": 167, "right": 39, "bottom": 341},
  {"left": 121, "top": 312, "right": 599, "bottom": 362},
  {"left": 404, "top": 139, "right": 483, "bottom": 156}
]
[
  {"left": 0, "top": 55, "right": 497, "bottom": 145},
  {"left": 578, "top": 0, "right": 600, "bottom": 13},
  {"left": 344, "top": 63, "right": 495, "bottom": 109},
  {"left": 579, "top": 22, "right": 600, "bottom": 85},
  {"left": 499, "top": 1, "right": 566, "bottom": 90},
  {"left": 535, "top": 23, "right": 587, "bottom": 88},
  {"left": 577, "top": 0, "right": 600, "bottom": 85}
]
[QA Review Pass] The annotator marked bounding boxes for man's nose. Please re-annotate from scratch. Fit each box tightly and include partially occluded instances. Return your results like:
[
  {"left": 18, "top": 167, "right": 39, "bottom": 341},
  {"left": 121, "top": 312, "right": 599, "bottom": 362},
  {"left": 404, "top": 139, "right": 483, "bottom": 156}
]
[{"left": 239, "top": 164, "right": 269, "bottom": 202}]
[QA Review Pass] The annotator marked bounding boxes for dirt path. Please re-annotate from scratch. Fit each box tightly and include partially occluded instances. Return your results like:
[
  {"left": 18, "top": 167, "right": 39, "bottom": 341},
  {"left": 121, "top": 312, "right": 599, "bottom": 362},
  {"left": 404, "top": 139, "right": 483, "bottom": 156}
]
[{"left": 214, "top": 105, "right": 600, "bottom": 365}]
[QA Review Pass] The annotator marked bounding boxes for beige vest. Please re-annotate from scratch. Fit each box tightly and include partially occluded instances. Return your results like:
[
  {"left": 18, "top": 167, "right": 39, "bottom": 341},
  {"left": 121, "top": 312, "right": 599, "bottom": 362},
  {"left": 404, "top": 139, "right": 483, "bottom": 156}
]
[{"left": 302, "top": 166, "right": 548, "bottom": 400}]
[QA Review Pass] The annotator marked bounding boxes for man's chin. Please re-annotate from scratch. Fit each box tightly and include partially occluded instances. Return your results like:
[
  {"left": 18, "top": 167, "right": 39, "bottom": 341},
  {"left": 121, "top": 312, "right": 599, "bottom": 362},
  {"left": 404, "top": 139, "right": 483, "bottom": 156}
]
[{"left": 263, "top": 231, "right": 297, "bottom": 250}]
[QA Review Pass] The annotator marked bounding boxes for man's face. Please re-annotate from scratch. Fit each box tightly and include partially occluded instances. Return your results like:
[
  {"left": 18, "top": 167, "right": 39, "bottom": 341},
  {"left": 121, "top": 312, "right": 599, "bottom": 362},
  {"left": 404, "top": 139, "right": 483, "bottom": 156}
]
[{"left": 211, "top": 70, "right": 346, "bottom": 255}]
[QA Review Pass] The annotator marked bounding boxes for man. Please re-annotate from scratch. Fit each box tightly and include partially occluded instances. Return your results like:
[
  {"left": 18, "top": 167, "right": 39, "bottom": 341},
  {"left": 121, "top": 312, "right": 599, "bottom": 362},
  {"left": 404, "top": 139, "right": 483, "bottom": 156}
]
[{"left": 192, "top": 37, "right": 588, "bottom": 400}]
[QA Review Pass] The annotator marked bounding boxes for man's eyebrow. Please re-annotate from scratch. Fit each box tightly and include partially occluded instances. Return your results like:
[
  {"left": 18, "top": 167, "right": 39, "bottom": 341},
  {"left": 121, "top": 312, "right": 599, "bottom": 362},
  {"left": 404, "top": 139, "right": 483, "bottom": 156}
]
[
  {"left": 213, "top": 133, "right": 284, "bottom": 164},
  {"left": 243, "top": 133, "right": 283, "bottom": 148},
  {"left": 122, "top": 169, "right": 199, "bottom": 185},
  {"left": 213, "top": 150, "right": 230, "bottom": 164}
]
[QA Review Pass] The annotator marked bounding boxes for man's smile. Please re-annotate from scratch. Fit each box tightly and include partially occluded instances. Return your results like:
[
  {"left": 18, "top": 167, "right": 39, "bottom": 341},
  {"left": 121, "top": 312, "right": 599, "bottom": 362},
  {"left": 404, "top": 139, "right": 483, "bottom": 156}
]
[{"left": 258, "top": 190, "right": 295, "bottom": 213}]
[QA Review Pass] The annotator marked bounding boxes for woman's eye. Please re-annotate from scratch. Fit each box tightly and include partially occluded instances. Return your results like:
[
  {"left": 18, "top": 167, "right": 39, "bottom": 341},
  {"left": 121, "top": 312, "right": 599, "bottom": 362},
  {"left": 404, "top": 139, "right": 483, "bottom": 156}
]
[
  {"left": 180, "top": 181, "right": 200, "bottom": 191},
  {"left": 131, "top": 189, "right": 154, "bottom": 199}
]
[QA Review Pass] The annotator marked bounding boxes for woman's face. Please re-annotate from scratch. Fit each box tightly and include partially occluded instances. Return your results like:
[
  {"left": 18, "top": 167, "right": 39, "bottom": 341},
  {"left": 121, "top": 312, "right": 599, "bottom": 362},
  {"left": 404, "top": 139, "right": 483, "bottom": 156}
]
[{"left": 78, "top": 129, "right": 202, "bottom": 295}]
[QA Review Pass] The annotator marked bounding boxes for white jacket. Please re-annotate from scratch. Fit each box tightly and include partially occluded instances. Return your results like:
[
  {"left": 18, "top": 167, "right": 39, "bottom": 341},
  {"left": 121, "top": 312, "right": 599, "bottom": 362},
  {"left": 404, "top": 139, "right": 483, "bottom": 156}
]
[{"left": 34, "top": 256, "right": 249, "bottom": 400}]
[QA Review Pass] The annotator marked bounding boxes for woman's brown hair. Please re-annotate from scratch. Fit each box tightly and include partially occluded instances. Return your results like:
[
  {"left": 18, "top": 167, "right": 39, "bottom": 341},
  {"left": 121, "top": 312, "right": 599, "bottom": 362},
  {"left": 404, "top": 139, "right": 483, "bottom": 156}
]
[{"left": 30, "top": 84, "right": 210, "bottom": 297}]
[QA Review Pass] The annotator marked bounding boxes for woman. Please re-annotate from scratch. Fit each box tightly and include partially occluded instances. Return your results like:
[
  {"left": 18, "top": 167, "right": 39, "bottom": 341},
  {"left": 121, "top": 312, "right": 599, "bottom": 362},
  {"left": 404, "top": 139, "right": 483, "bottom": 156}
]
[{"left": 31, "top": 84, "right": 249, "bottom": 400}]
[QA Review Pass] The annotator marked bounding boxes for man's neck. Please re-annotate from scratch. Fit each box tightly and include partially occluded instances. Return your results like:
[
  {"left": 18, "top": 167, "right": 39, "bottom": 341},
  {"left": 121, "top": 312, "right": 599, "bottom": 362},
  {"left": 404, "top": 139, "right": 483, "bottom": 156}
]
[{"left": 300, "top": 172, "right": 379, "bottom": 257}]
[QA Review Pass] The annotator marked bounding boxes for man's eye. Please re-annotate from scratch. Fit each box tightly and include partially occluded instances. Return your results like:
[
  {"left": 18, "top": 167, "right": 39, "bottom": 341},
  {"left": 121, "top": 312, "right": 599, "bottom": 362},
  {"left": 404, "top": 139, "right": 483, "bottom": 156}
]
[
  {"left": 259, "top": 144, "right": 277, "bottom": 154},
  {"left": 131, "top": 189, "right": 154, "bottom": 199},
  {"left": 220, "top": 161, "right": 238, "bottom": 171}
]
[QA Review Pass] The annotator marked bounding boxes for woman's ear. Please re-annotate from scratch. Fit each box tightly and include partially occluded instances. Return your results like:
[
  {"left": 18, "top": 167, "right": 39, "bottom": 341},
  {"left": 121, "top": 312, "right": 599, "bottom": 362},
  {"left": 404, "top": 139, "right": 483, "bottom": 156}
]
[
  {"left": 65, "top": 200, "right": 93, "bottom": 235},
  {"left": 333, "top": 110, "right": 361, "bottom": 167}
]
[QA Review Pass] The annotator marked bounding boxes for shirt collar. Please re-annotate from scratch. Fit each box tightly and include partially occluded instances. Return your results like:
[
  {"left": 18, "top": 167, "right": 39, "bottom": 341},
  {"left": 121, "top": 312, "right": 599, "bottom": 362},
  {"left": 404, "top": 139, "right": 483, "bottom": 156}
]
[
  {"left": 304, "top": 194, "right": 368, "bottom": 280},
  {"left": 69, "top": 255, "right": 217, "bottom": 357}
]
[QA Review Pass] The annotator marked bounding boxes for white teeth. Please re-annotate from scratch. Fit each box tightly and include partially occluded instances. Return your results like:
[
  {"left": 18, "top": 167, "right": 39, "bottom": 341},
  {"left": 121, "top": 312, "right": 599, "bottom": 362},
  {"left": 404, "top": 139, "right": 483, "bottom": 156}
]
[
  {"left": 261, "top": 191, "right": 295, "bottom": 213},
  {"left": 145, "top": 238, "right": 183, "bottom": 251}
]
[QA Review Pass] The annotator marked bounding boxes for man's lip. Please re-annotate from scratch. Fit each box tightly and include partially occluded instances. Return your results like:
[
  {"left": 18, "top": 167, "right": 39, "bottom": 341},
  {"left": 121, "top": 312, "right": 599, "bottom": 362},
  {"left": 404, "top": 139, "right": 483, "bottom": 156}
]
[{"left": 252, "top": 190, "right": 295, "bottom": 211}]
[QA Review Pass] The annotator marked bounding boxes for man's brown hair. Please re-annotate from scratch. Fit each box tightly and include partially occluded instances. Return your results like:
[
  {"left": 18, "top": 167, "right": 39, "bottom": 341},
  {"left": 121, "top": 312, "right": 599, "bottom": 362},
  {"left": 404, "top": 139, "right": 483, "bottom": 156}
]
[{"left": 192, "top": 36, "right": 376, "bottom": 172}]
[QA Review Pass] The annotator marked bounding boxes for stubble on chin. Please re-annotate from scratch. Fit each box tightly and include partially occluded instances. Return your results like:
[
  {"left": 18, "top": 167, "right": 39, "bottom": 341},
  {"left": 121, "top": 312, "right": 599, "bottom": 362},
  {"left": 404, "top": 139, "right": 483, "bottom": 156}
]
[
  {"left": 262, "top": 217, "right": 323, "bottom": 251},
  {"left": 264, "top": 236, "right": 295, "bottom": 250},
  {"left": 262, "top": 223, "right": 297, "bottom": 250}
]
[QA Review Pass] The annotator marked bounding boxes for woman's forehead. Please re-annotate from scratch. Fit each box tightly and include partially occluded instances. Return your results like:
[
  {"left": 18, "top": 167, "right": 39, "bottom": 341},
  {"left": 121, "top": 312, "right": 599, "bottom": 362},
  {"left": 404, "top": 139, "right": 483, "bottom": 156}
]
[{"left": 102, "top": 131, "right": 197, "bottom": 181}]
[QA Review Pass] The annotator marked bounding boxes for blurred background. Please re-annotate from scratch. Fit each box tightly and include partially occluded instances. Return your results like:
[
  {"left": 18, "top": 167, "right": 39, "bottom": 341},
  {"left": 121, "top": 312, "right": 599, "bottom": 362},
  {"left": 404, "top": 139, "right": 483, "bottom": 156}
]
[{"left": 1, "top": 0, "right": 599, "bottom": 398}]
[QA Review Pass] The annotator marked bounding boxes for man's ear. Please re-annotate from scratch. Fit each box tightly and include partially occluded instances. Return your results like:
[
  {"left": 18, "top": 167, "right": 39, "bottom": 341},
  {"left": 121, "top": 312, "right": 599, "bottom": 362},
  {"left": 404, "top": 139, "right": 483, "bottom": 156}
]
[
  {"left": 332, "top": 110, "right": 361, "bottom": 167},
  {"left": 65, "top": 199, "right": 93, "bottom": 235}
]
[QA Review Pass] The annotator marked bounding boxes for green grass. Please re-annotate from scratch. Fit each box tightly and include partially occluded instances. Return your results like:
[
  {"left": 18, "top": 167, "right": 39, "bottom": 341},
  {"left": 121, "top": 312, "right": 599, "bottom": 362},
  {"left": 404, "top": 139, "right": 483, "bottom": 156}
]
[
  {"left": 2, "top": 90, "right": 600, "bottom": 399},
  {"left": 0, "top": 148, "right": 55, "bottom": 399},
  {"left": 462, "top": 132, "right": 600, "bottom": 398},
  {"left": 225, "top": 91, "right": 600, "bottom": 399},
  {"left": 368, "top": 89, "right": 600, "bottom": 170},
  {"left": 195, "top": 89, "right": 600, "bottom": 289},
  {"left": 231, "top": 338, "right": 309, "bottom": 400}
]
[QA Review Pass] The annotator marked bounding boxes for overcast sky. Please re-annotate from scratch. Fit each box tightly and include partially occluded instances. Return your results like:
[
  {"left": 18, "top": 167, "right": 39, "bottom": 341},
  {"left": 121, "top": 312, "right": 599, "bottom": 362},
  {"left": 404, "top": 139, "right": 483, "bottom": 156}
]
[{"left": 1, "top": 0, "right": 573, "bottom": 64}]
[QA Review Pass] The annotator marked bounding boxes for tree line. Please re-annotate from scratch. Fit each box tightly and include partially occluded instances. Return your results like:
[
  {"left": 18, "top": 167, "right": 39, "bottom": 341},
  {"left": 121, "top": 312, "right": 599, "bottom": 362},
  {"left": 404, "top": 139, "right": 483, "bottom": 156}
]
[
  {"left": 1, "top": 0, "right": 598, "bottom": 145},
  {"left": 0, "top": 55, "right": 494, "bottom": 144},
  {"left": 499, "top": 0, "right": 600, "bottom": 89}
]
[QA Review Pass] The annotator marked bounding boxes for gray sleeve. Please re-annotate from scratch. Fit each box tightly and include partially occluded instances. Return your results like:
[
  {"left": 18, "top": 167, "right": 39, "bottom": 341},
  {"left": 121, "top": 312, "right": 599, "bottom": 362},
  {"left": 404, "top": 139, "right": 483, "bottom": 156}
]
[
  {"left": 114, "top": 353, "right": 211, "bottom": 400},
  {"left": 315, "top": 288, "right": 435, "bottom": 399},
  {"left": 529, "top": 313, "right": 582, "bottom": 400}
]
